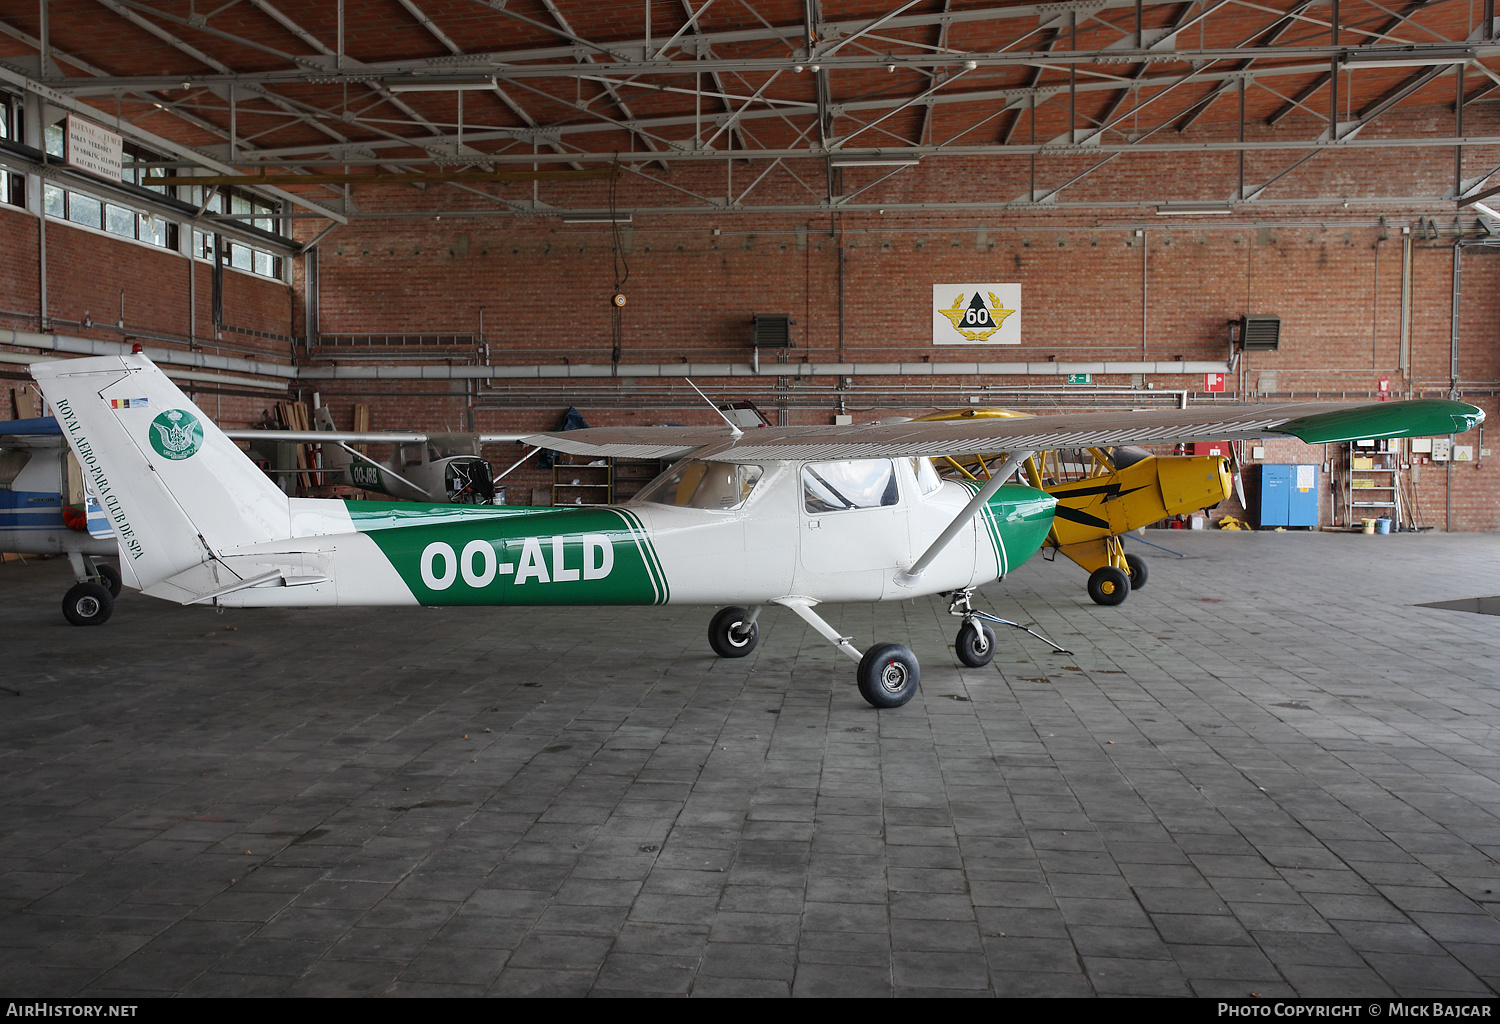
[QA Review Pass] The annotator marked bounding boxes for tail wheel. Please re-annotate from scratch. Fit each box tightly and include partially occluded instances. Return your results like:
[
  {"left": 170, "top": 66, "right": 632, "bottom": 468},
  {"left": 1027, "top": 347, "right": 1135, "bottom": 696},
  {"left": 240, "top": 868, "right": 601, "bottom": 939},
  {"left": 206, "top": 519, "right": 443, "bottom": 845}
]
[
  {"left": 857, "top": 643, "right": 920, "bottom": 708},
  {"left": 1124, "top": 554, "right": 1148, "bottom": 591},
  {"left": 708, "top": 606, "right": 759, "bottom": 658},
  {"left": 956, "top": 622, "right": 996, "bottom": 668},
  {"left": 62, "top": 582, "right": 113, "bottom": 626},
  {"left": 1087, "top": 565, "right": 1130, "bottom": 606},
  {"left": 97, "top": 563, "right": 123, "bottom": 597}
]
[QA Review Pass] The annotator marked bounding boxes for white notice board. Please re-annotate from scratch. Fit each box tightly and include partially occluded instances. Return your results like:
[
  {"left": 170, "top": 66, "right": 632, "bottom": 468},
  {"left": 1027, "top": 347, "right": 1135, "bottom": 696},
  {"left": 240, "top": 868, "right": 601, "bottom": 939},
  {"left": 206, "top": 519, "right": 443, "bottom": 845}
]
[{"left": 66, "top": 116, "right": 122, "bottom": 181}]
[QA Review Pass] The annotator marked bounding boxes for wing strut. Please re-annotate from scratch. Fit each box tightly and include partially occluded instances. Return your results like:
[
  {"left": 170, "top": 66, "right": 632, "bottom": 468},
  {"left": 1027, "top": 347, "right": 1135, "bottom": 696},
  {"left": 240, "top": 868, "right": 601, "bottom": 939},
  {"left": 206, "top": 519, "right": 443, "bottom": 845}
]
[
  {"left": 774, "top": 598, "right": 864, "bottom": 663},
  {"left": 895, "top": 450, "right": 1034, "bottom": 588}
]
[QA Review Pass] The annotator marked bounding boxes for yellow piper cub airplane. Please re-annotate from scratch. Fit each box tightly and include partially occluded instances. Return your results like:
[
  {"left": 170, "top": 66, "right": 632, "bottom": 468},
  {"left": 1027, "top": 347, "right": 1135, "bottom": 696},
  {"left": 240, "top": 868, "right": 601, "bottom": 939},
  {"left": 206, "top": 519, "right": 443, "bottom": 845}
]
[
  {"left": 917, "top": 409, "right": 1234, "bottom": 606},
  {"left": 29, "top": 354, "right": 1480, "bottom": 709}
]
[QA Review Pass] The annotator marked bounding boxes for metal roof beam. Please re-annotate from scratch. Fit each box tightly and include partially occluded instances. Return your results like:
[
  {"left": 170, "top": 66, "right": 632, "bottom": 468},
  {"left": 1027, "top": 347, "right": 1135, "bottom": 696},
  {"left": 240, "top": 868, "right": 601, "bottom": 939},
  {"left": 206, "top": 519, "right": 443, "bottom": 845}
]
[
  {"left": 0, "top": 26, "right": 344, "bottom": 223},
  {"left": 393, "top": 0, "right": 583, "bottom": 171},
  {"left": 1266, "top": 0, "right": 1436, "bottom": 124},
  {"left": 219, "top": 56, "right": 1375, "bottom": 165}
]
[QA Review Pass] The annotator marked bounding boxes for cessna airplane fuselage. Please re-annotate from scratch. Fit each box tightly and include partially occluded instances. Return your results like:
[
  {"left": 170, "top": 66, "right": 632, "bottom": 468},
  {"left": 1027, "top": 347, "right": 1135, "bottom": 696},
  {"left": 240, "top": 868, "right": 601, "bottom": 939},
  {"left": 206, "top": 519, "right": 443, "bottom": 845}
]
[
  {"left": 158, "top": 465, "right": 1054, "bottom": 612},
  {"left": 29, "top": 353, "right": 1482, "bottom": 708}
]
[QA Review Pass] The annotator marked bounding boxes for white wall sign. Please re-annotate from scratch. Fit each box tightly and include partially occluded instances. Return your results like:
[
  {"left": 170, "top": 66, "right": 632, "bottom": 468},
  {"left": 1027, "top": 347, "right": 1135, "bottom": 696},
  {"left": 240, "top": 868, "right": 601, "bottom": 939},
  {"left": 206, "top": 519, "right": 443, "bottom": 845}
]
[
  {"left": 932, "top": 284, "right": 1021, "bottom": 345},
  {"left": 66, "top": 116, "right": 122, "bottom": 181}
]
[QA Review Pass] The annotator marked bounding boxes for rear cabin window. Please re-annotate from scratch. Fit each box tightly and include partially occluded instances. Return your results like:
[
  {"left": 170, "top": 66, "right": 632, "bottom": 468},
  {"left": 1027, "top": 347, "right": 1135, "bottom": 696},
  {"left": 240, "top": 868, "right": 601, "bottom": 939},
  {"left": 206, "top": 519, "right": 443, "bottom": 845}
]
[
  {"left": 0, "top": 449, "right": 30, "bottom": 488},
  {"left": 803, "top": 460, "right": 899, "bottom": 513},
  {"left": 909, "top": 457, "right": 943, "bottom": 495},
  {"left": 636, "top": 459, "right": 763, "bottom": 510}
]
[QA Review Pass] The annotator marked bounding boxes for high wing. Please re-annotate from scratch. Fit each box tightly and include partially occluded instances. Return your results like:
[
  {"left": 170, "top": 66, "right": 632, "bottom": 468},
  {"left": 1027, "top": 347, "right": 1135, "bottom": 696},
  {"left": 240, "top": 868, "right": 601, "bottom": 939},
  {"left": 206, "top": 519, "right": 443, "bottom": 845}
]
[
  {"left": 222, "top": 430, "right": 528, "bottom": 444},
  {"left": 524, "top": 400, "right": 1483, "bottom": 463}
]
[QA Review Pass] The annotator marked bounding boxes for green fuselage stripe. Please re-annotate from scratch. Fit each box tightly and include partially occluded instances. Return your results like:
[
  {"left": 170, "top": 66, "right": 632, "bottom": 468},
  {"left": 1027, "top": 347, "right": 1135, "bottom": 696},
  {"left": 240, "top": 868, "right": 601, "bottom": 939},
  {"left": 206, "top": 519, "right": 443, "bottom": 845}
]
[
  {"left": 347, "top": 500, "right": 668, "bottom": 607},
  {"left": 614, "top": 506, "right": 670, "bottom": 604},
  {"left": 963, "top": 481, "right": 1007, "bottom": 578}
]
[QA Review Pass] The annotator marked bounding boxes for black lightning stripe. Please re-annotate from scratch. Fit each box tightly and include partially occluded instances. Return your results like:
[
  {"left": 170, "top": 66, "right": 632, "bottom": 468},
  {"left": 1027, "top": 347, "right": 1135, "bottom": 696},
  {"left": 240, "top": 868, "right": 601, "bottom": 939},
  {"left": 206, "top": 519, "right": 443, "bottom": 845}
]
[
  {"left": 1049, "top": 482, "right": 1151, "bottom": 501},
  {"left": 1053, "top": 506, "right": 1111, "bottom": 529}
]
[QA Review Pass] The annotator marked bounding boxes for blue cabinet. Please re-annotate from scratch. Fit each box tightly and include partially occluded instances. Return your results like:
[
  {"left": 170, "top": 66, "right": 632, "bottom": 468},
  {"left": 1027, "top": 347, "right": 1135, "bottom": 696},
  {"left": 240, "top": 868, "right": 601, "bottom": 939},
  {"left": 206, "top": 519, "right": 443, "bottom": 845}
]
[{"left": 1253, "top": 464, "right": 1319, "bottom": 528}]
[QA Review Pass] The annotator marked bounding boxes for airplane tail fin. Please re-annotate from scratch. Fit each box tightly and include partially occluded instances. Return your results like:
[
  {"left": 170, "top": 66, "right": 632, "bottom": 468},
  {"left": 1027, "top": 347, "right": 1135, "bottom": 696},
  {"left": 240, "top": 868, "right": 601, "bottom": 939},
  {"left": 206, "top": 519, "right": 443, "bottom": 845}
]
[{"left": 30, "top": 354, "right": 292, "bottom": 594}]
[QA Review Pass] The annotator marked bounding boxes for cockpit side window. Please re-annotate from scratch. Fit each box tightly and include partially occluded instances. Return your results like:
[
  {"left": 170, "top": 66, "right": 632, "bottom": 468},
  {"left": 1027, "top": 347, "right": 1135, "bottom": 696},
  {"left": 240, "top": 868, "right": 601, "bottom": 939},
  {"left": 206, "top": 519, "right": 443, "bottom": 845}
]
[
  {"left": 635, "top": 459, "right": 763, "bottom": 510},
  {"left": 803, "top": 460, "right": 898, "bottom": 513}
]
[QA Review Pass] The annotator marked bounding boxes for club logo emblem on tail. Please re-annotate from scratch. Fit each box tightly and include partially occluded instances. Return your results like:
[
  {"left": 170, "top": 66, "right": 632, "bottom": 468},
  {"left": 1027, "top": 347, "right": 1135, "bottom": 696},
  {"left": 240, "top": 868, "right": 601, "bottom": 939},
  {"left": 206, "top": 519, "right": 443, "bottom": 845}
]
[{"left": 148, "top": 409, "right": 204, "bottom": 461}]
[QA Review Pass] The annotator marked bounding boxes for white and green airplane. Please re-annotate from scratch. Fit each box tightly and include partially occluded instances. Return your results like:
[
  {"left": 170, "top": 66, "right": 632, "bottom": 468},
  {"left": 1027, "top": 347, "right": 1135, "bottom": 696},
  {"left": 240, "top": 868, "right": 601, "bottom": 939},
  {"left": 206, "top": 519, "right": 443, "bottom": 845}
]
[{"left": 30, "top": 353, "right": 1482, "bottom": 709}]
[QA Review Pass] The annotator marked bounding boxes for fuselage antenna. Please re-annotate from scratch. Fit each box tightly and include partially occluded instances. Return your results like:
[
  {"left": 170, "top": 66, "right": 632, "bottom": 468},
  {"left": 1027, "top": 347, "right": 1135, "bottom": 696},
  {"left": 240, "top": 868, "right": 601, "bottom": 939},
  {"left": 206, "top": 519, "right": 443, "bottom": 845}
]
[{"left": 685, "top": 379, "right": 743, "bottom": 439}]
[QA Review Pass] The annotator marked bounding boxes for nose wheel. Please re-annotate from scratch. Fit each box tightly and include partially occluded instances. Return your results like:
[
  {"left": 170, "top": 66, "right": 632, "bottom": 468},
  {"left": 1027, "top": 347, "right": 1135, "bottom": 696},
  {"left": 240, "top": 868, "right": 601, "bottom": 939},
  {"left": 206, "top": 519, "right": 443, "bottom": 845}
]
[
  {"left": 955, "top": 621, "right": 996, "bottom": 667},
  {"left": 947, "top": 590, "right": 1071, "bottom": 662}
]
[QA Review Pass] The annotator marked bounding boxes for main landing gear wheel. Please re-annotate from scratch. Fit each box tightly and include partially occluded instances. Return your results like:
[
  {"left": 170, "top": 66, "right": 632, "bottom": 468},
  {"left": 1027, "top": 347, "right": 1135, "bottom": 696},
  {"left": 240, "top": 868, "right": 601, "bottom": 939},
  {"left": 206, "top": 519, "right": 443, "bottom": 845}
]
[
  {"left": 1125, "top": 553, "right": 1148, "bottom": 592},
  {"left": 955, "top": 621, "right": 996, "bottom": 668},
  {"left": 62, "top": 582, "right": 113, "bottom": 626},
  {"left": 97, "top": 563, "right": 122, "bottom": 598},
  {"left": 857, "top": 643, "right": 920, "bottom": 708},
  {"left": 1087, "top": 565, "right": 1131, "bottom": 606},
  {"left": 708, "top": 606, "right": 759, "bottom": 658}
]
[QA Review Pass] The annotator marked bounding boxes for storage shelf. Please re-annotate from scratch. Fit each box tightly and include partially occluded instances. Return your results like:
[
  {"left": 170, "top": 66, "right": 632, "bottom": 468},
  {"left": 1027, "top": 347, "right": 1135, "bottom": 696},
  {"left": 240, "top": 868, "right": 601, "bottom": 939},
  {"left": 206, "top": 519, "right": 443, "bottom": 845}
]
[
  {"left": 551, "top": 458, "right": 612, "bottom": 506},
  {"left": 1345, "top": 443, "right": 1402, "bottom": 528}
]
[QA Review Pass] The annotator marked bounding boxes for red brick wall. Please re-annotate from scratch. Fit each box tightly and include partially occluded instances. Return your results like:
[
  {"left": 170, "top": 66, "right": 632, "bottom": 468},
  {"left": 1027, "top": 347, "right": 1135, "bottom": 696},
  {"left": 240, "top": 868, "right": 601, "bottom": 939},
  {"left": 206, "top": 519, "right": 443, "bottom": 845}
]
[
  {"left": 6, "top": 104, "right": 1500, "bottom": 527},
  {"left": 0, "top": 206, "right": 294, "bottom": 428},
  {"left": 306, "top": 194, "right": 1500, "bottom": 525}
]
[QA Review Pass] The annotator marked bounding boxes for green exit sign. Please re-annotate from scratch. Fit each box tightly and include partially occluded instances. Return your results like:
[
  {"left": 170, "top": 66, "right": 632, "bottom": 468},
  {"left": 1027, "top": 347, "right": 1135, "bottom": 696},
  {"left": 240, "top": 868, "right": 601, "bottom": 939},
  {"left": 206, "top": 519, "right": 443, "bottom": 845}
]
[{"left": 1066, "top": 373, "right": 1092, "bottom": 384}]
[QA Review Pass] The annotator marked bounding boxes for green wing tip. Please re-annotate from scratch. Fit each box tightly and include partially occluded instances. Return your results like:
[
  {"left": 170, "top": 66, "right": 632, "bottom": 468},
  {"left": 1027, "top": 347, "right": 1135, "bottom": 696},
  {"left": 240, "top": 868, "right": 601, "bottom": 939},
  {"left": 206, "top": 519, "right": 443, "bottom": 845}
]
[{"left": 1278, "top": 399, "right": 1485, "bottom": 445}]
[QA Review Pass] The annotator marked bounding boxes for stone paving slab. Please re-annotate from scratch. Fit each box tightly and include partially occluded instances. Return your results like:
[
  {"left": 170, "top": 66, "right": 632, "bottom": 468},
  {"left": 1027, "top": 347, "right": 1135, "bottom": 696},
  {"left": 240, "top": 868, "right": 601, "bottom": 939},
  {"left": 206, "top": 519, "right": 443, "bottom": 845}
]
[{"left": 1, "top": 531, "right": 1499, "bottom": 996}]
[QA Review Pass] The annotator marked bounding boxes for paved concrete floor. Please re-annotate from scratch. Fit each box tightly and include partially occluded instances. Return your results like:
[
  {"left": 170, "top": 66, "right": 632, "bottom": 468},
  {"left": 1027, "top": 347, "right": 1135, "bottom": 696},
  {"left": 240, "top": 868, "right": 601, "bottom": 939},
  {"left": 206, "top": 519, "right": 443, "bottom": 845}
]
[{"left": 0, "top": 531, "right": 1498, "bottom": 997}]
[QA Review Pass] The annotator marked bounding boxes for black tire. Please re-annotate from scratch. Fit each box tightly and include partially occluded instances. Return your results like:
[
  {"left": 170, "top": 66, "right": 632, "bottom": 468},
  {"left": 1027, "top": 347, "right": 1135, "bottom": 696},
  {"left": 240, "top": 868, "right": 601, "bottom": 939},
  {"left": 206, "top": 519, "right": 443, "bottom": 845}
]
[
  {"left": 708, "top": 606, "right": 759, "bottom": 658},
  {"left": 1087, "top": 565, "right": 1130, "bottom": 606},
  {"left": 956, "top": 621, "right": 996, "bottom": 668},
  {"left": 1124, "top": 553, "right": 1148, "bottom": 592},
  {"left": 96, "top": 563, "right": 123, "bottom": 597},
  {"left": 62, "top": 582, "right": 113, "bottom": 626},
  {"left": 857, "top": 643, "right": 921, "bottom": 708}
]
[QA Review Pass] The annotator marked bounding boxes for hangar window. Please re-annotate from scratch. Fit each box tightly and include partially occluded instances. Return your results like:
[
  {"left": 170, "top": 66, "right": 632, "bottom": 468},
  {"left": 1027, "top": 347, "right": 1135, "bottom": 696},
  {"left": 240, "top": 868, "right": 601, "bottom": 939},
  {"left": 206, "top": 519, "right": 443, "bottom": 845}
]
[
  {"left": 37, "top": 133, "right": 180, "bottom": 252},
  {"left": 803, "top": 460, "right": 899, "bottom": 513},
  {"left": 636, "top": 460, "right": 763, "bottom": 510},
  {"left": 189, "top": 186, "right": 284, "bottom": 280},
  {"left": 0, "top": 92, "right": 23, "bottom": 207}
]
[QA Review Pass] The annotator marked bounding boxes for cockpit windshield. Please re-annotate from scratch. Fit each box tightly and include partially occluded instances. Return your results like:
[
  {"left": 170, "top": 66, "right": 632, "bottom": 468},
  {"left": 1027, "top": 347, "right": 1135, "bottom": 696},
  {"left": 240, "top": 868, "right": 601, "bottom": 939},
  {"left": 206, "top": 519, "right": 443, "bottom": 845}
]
[{"left": 635, "top": 459, "right": 764, "bottom": 510}]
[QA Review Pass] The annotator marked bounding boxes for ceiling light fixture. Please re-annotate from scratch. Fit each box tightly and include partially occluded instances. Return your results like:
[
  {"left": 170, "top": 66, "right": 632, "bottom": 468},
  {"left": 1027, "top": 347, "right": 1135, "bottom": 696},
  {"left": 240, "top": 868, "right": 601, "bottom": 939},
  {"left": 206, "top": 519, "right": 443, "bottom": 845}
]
[
  {"left": 1155, "top": 201, "right": 1234, "bottom": 216},
  {"left": 1344, "top": 49, "right": 1472, "bottom": 68},
  {"left": 829, "top": 157, "right": 921, "bottom": 167},
  {"left": 561, "top": 213, "right": 633, "bottom": 224},
  {"left": 387, "top": 77, "right": 497, "bottom": 93}
]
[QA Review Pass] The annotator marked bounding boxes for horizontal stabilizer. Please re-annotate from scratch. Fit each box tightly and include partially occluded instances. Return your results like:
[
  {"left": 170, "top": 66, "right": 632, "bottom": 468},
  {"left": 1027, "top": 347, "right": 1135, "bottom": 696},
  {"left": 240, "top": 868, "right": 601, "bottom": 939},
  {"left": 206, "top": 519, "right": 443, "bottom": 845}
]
[{"left": 223, "top": 430, "right": 528, "bottom": 444}]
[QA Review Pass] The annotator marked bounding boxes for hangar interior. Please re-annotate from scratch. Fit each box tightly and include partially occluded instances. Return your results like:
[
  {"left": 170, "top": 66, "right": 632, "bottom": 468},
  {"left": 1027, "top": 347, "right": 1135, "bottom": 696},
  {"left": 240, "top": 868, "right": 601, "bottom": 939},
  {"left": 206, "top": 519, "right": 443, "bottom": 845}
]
[{"left": 2, "top": 0, "right": 1500, "bottom": 999}]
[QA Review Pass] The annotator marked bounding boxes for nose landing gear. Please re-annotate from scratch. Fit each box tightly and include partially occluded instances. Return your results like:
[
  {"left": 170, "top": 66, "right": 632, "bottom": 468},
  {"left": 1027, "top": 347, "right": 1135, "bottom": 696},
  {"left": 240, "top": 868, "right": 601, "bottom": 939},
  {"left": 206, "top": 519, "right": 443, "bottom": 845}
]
[{"left": 947, "top": 589, "right": 1072, "bottom": 664}]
